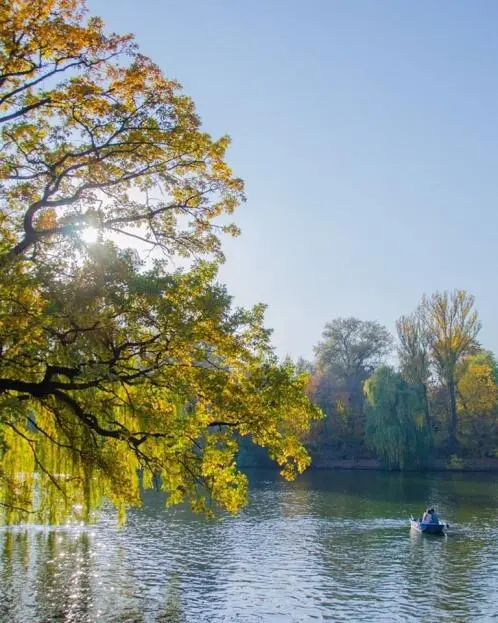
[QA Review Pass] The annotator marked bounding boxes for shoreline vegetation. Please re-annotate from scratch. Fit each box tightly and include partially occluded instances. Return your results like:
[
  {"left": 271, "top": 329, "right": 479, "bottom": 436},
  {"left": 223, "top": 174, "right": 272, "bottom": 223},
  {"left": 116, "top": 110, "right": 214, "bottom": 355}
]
[
  {"left": 239, "top": 456, "right": 498, "bottom": 473},
  {"left": 310, "top": 459, "right": 498, "bottom": 472},
  {"left": 301, "top": 290, "right": 498, "bottom": 473},
  {"left": 241, "top": 289, "right": 498, "bottom": 475}
]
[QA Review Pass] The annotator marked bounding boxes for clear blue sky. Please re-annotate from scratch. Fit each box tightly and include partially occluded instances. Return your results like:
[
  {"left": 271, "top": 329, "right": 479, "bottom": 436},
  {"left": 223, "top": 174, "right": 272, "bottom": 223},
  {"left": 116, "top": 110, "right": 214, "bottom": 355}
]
[{"left": 90, "top": 0, "right": 498, "bottom": 360}]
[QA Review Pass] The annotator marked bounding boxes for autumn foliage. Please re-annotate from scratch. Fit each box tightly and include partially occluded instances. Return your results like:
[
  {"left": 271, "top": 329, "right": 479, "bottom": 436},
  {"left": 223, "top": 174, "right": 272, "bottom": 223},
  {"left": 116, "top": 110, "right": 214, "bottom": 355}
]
[{"left": 0, "top": 0, "right": 321, "bottom": 523}]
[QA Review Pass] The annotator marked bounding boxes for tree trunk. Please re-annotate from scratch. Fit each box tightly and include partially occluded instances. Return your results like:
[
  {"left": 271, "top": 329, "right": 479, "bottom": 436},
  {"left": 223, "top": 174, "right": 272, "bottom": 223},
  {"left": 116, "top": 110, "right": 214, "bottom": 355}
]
[
  {"left": 448, "top": 378, "right": 459, "bottom": 453},
  {"left": 347, "top": 375, "right": 365, "bottom": 460},
  {"left": 422, "top": 383, "right": 431, "bottom": 435},
  {"left": 422, "top": 382, "right": 434, "bottom": 465}
]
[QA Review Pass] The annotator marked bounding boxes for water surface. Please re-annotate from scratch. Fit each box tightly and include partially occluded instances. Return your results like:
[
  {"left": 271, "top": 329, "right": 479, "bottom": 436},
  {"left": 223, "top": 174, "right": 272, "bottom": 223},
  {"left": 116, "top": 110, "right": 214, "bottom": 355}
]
[{"left": 1, "top": 470, "right": 498, "bottom": 622}]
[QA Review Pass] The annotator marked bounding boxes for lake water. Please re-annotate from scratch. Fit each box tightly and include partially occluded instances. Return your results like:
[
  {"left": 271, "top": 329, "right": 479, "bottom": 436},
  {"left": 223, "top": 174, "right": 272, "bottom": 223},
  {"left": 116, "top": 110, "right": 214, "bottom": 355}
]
[{"left": 1, "top": 470, "right": 498, "bottom": 622}]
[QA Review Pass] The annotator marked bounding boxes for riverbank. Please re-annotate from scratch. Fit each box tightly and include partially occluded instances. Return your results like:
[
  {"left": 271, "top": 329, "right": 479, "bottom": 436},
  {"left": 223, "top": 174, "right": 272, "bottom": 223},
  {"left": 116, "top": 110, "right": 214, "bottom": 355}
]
[
  {"left": 237, "top": 440, "right": 498, "bottom": 472},
  {"left": 310, "top": 457, "right": 498, "bottom": 472}
]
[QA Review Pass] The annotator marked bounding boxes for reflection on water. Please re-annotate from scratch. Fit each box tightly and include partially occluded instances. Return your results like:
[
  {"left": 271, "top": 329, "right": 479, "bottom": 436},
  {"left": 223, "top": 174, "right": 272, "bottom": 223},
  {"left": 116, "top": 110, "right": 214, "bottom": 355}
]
[{"left": 1, "top": 471, "right": 498, "bottom": 622}]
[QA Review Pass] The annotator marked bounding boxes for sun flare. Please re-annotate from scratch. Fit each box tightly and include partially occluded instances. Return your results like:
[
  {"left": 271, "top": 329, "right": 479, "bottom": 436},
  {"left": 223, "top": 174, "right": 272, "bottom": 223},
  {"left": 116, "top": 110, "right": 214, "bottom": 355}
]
[{"left": 80, "top": 227, "right": 100, "bottom": 244}]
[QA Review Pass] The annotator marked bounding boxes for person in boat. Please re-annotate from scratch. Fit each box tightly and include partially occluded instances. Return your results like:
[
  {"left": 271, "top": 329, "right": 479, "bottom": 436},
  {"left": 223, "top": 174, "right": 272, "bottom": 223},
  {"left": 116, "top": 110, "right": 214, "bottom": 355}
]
[
  {"left": 422, "top": 508, "right": 432, "bottom": 522},
  {"left": 429, "top": 508, "right": 440, "bottom": 524}
]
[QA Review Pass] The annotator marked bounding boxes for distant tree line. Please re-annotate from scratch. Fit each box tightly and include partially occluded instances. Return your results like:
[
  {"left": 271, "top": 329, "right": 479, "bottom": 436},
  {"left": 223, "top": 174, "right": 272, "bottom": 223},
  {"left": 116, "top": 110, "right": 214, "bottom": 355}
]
[{"left": 302, "top": 290, "right": 498, "bottom": 469}]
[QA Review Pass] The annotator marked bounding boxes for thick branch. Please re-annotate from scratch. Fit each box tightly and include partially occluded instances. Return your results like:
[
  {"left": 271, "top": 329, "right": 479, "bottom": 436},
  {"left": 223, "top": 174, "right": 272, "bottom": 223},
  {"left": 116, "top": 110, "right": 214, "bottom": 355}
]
[{"left": 0, "top": 97, "right": 51, "bottom": 124}]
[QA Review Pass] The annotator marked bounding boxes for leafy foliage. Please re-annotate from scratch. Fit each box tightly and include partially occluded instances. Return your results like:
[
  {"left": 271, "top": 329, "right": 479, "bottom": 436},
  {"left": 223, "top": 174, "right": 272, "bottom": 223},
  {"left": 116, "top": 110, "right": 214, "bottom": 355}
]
[
  {"left": 310, "top": 318, "right": 393, "bottom": 458},
  {"left": 456, "top": 352, "right": 498, "bottom": 457},
  {"left": 306, "top": 294, "right": 497, "bottom": 469},
  {"left": 458, "top": 353, "right": 498, "bottom": 417},
  {"left": 397, "top": 310, "right": 433, "bottom": 438},
  {"left": 422, "top": 290, "right": 481, "bottom": 452},
  {"left": 364, "top": 366, "right": 428, "bottom": 469},
  {"left": 397, "top": 311, "right": 431, "bottom": 390},
  {"left": 0, "top": 0, "right": 321, "bottom": 523}
]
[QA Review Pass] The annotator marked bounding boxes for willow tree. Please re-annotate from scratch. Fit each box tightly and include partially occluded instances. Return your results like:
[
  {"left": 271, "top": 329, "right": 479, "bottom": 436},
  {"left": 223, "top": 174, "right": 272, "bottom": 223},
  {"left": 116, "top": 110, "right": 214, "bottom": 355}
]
[
  {"left": 0, "top": 0, "right": 321, "bottom": 523},
  {"left": 364, "top": 366, "right": 427, "bottom": 469},
  {"left": 422, "top": 291, "right": 481, "bottom": 453}
]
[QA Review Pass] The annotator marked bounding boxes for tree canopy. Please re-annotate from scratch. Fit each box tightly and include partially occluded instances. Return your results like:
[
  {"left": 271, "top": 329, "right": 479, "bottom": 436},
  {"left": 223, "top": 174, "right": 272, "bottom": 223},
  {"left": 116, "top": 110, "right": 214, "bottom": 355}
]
[
  {"left": 314, "top": 317, "right": 393, "bottom": 381},
  {"left": 397, "top": 310, "right": 432, "bottom": 434},
  {"left": 0, "top": 0, "right": 321, "bottom": 523},
  {"left": 422, "top": 290, "right": 481, "bottom": 452},
  {"left": 305, "top": 292, "right": 497, "bottom": 468},
  {"left": 308, "top": 318, "right": 393, "bottom": 458},
  {"left": 364, "top": 366, "right": 428, "bottom": 469}
]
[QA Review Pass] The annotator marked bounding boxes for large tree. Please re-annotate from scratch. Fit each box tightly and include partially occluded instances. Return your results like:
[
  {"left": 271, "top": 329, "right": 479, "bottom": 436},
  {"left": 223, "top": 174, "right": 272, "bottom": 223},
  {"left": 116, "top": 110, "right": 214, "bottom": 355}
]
[
  {"left": 422, "top": 290, "right": 481, "bottom": 453},
  {"left": 314, "top": 317, "right": 393, "bottom": 381},
  {"left": 313, "top": 317, "right": 393, "bottom": 455},
  {"left": 364, "top": 366, "right": 428, "bottom": 469},
  {"left": 396, "top": 310, "right": 432, "bottom": 435},
  {"left": 0, "top": 0, "right": 321, "bottom": 523},
  {"left": 456, "top": 351, "right": 498, "bottom": 457}
]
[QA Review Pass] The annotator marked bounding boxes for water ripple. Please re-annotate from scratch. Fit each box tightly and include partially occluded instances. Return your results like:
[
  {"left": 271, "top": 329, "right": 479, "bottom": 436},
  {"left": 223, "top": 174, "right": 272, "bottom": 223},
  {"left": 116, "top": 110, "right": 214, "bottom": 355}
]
[{"left": 1, "top": 471, "right": 498, "bottom": 622}]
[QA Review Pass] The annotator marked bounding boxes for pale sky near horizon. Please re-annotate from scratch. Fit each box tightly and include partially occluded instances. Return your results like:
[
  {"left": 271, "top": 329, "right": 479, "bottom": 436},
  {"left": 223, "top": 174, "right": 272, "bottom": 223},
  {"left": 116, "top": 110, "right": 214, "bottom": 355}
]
[{"left": 89, "top": 0, "right": 498, "bottom": 361}]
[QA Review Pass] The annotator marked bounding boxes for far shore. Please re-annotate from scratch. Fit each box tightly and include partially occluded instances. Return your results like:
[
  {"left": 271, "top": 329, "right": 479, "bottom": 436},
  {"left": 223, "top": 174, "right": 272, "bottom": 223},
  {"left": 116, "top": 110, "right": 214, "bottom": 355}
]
[{"left": 309, "top": 458, "right": 498, "bottom": 472}]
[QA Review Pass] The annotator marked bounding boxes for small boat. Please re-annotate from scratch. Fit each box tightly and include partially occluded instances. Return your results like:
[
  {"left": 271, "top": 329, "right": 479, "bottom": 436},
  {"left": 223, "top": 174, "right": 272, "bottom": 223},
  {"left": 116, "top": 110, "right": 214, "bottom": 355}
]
[{"left": 410, "top": 516, "right": 446, "bottom": 535}]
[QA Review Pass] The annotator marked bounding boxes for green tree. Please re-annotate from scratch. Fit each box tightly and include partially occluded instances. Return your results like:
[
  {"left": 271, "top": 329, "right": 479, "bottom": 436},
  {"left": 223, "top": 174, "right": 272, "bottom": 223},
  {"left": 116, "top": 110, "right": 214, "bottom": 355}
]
[
  {"left": 364, "top": 366, "right": 428, "bottom": 469},
  {"left": 0, "top": 0, "right": 321, "bottom": 523}
]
